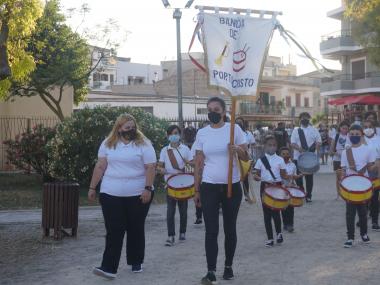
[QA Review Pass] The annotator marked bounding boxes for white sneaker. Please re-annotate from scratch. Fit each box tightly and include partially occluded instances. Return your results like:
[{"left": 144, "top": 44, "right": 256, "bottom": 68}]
[
  {"left": 344, "top": 240, "right": 353, "bottom": 248},
  {"left": 165, "top": 236, "right": 175, "bottom": 246},
  {"left": 265, "top": 239, "right": 274, "bottom": 247}
]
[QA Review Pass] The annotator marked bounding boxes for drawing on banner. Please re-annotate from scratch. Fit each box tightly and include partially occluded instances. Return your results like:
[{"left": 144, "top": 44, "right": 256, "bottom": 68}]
[
  {"left": 215, "top": 42, "right": 230, "bottom": 66},
  {"left": 232, "top": 44, "right": 250, "bottom": 72}
]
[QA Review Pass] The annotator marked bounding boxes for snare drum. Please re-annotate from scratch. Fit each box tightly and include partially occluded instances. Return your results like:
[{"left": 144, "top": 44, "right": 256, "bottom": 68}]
[
  {"left": 287, "top": 186, "right": 306, "bottom": 207},
  {"left": 339, "top": 175, "right": 373, "bottom": 204},
  {"left": 372, "top": 178, "right": 380, "bottom": 191},
  {"left": 262, "top": 185, "right": 290, "bottom": 211},
  {"left": 167, "top": 173, "right": 195, "bottom": 201}
]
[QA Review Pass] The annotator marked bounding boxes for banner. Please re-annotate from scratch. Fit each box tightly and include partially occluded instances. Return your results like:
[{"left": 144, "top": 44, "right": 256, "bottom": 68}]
[{"left": 200, "top": 13, "right": 276, "bottom": 97}]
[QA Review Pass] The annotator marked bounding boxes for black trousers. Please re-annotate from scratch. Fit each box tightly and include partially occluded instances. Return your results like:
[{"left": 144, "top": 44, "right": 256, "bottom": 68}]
[
  {"left": 370, "top": 189, "right": 380, "bottom": 224},
  {"left": 281, "top": 206, "right": 294, "bottom": 227},
  {"left": 167, "top": 195, "right": 188, "bottom": 236},
  {"left": 294, "top": 160, "right": 314, "bottom": 199},
  {"left": 200, "top": 182, "right": 242, "bottom": 272},
  {"left": 99, "top": 192, "right": 153, "bottom": 274},
  {"left": 346, "top": 202, "right": 367, "bottom": 240},
  {"left": 260, "top": 182, "right": 282, "bottom": 240},
  {"left": 195, "top": 204, "right": 203, "bottom": 220}
]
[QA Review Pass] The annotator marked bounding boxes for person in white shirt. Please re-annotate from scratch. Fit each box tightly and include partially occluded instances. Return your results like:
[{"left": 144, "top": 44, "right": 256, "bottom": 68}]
[
  {"left": 193, "top": 97, "right": 248, "bottom": 284},
  {"left": 364, "top": 111, "right": 380, "bottom": 137},
  {"left": 290, "top": 112, "right": 322, "bottom": 202},
  {"left": 254, "top": 136, "right": 287, "bottom": 247},
  {"left": 157, "top": 125, "right": 192, "bottom": 246},
  {"left": 279, "top": 147, "right": 303, "bottom": 233},
  {"left": 341, "top": 124, "right": 376, "bottom": 248},
  {"left": 329, "top": 120, "right": 350, "bottom": 199},
  {"left": 363, "top": 120, "right": 380, "bottom": 230},
  {"left": 88, "top": 114, "right": 156, "bottom": 278}
]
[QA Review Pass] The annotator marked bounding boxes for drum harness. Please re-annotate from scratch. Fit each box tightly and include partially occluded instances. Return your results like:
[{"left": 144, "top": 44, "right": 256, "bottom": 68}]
[
  {"left": 346, "top": 147, "right": 367, "bottom": 175},
  {"left": 298, "top": 128, "right": 316, "bottom": 153}
]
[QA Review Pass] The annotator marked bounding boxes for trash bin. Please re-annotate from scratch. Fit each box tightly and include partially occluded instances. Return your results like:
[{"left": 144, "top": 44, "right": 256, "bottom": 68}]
[{"left": 42, "top": 182, "right": 79, "bottom": 240}]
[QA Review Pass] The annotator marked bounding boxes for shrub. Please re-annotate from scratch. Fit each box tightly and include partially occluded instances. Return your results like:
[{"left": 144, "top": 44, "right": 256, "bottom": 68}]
[
  {"left": 48, "top": 106, "right": 169, "bottom": 185},
  {"left": 3, "top": 125, "right": 56, "bottom": 182}
]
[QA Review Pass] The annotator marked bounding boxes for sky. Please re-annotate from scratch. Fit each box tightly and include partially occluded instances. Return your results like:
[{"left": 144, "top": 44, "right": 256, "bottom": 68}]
[{"left": 60, "top": 0, "right": 343, "bottom": 75}]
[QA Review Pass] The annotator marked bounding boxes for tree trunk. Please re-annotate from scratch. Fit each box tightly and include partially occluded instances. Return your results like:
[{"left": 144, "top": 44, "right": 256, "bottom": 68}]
[{"left": 0, "top": 10, "right": 12, "bottom": 80}]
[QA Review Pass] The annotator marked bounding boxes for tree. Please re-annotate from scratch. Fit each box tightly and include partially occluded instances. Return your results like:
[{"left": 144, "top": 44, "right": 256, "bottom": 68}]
[
  {"left": 0, "top": 0, "right": 42, "bottom": 86},
  {"left": 345, "top": 0, "right": 380, "bottom": 67},
  {"left": 5, "top": 0, "right": 91, "bottom": 121}
]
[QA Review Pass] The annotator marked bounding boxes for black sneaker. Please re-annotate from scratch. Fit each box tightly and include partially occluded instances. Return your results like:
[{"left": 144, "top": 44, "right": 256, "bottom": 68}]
[
  {"left": 165, "top": 236, "right": 175, "bottom": 247},
  {"left": 201, "top": 271, "right": 217, "bottom": 285},
  {"left": 194, "top": 218, "right": 203, "bottom": 225},
  {"left": 276, "top": 233, "right": 284, "bottom": 244},
  {"left": 93, "top": 267, "right": 116, "bottom": 279},
  {"left": 361, "top": 234, "right": 370, "bottom": 243},
  {"left": 265, "top": 239, "right": 274, "bottom": 247},
  {"left": 344, "top": 240, "right": 353, "bottom": 248},
  {"left": 132, "top": 264, "right": 143, "bottom": 273},
  {"left": 372, "top": 223, "right": 380, "bottom": 231},
  {"left": 223, "top": 266, "right": 234, "bottom": 280}
]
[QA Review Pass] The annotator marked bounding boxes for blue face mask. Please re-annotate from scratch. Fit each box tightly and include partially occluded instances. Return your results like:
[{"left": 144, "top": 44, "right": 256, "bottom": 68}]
[
  {"left": 349, "top": 135, "right": 361, "bottom": 145},
  {"left": 168, "top": 134, "right": 180, "bottom": 143}
]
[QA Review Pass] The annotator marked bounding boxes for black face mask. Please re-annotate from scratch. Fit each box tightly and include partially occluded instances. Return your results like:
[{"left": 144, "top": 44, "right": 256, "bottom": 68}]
[
  {"left": 301, "top": 119, "right": 309, "bottom": 126},
  {"left": 208, "top": 112, "right": 222, "bottom": 124},
  {"left": 120, "top": 129, "right": 137, "bottom": 140}
]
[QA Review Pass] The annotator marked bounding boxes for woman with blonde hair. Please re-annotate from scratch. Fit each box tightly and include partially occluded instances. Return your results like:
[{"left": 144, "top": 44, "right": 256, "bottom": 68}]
[{"left": 88, "top": 113, "right": 157, "bottom": 279}]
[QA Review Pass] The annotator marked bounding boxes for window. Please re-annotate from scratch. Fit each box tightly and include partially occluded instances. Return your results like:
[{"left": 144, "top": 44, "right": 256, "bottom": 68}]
[
  {"left": 318, "top": 99, "right": 321, "bottom": 107},
  {"left": 304, "top": 97, "right": 310, "bottom": 108},
  {"left": 93, "top": 73, "right": 100, "bottom": 81},
  {"left": 286, "top": 96, "right": 291, "bottom": 107},
  {"left": 260, "top": 92, "right": 269, "bottom": 105},
  {"left": 110, "top": 74, "right": 114, "bottom": 83},
  {"left": 351, "top": 59, "right": 365, "bottom": 80},
  {"left": 295, "top": 93, "right": 301, "bottom": 107},
  {"left": 270, "top": 96, "right": 276, "bottom": 106},
  {"left": 197, "top": 108, "right": 208, "bottom": 115},
  {"left": 100, "top": 74, "right": 109, "bottom": 81}
]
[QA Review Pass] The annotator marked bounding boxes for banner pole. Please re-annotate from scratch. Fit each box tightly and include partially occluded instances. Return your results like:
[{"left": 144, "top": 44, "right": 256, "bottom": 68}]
[{"left": 227, "top": 97, "right": 237, "bottom": 198}]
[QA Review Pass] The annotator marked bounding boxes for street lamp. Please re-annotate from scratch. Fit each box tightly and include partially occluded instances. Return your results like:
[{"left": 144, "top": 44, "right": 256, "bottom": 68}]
[{"left": 161, "top": 0, "right": 195, "bottom": 128}]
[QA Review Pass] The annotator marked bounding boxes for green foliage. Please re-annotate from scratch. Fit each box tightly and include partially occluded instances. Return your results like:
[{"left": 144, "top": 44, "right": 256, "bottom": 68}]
[
  {"left": 311, "top": 113, "right": 326, "bottom": 125},
  {"left": 3, "top": 124, "right": 56, "bottom": 182},
  {"left": 47, "top": 106, "right": 169, "bottom": 185},
  {"left": 345, "top": 0, "right": 380, "bottom": 67},
  {"left": 0, "top": 0, "right": 43, "bottom": 94}
]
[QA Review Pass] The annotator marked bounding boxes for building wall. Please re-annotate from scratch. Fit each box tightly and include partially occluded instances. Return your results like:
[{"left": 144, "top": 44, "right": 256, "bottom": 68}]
[{"left": 116, "top": 61, "right": 162, "bottom": 85}]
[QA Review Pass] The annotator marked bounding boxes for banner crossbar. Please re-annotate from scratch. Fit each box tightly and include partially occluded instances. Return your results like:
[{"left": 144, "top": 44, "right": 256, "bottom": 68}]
[{"left": 194, "top": 5, "right": 282, "bottom": 17}]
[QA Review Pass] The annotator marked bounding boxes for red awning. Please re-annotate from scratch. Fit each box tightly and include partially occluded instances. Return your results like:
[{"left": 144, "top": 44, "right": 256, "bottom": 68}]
[{"left": 328, "top": 95, "right": 380, "bottom": 105}]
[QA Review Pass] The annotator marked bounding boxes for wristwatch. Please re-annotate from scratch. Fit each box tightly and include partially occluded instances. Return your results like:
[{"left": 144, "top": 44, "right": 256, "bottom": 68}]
[{"left": 145, "top": 186, "right": 153, "bottom": 192}]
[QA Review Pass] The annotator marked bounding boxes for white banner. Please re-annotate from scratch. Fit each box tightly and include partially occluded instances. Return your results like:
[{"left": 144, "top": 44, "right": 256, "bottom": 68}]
[{"left": 200, "top": 13, "right": 276, "bottom": 97}]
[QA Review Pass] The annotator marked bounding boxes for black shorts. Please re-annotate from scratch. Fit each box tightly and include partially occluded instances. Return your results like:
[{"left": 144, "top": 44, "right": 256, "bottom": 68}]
[{"left": 333, "top": 161, "right": 341, "bottom": 171}]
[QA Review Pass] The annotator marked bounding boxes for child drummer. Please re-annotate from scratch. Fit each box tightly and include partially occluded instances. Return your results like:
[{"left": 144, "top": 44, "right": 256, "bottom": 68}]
[
  {"left": 254, "top": 136, "right": 287, "bottom": 247},
  {"left": 279, "top": 147, "right": 303, "bottom": 233},
  {"left": 340, "top": 124, "right": 376, "bottom": 248},
  {"left": 157, "top": 125, "right": 192, "bottom": 247}
]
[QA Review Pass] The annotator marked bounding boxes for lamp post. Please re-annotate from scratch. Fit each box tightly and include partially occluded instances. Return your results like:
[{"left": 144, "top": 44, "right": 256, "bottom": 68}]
[{"left": 161, "top": 0, "right": 195, "bottom": 128}]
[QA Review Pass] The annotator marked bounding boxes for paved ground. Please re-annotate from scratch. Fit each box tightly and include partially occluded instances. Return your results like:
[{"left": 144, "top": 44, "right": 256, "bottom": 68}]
[{"left": 1, "top": 162, "right": 380, "bottom": 285}]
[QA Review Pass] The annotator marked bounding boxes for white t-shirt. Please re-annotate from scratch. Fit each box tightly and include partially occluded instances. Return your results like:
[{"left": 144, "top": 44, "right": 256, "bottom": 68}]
[
  {"left": 245, "top": 131, "right": 256, "bottom": 145},
  {"left": 376, "top": 127, "right": 380, "bottom": 137},
  {"left": 194, "top": 123, "right": 246, "bottom": 184},
  {"left": 329, "top": 128, "right": 337, "bottom": 140},
  {"left": 159, "top": 144, "right": 191, "bottom": 181},
  {"left": 291, "top": 125, "right": 322, "bottom": 160},
  {"left": 364, "top": 135, "right": 380, "bottom": 160},
  {"left": 98, "top": 139, "right": 157, "bottom": 197},
  {"left": 332, "top": 133, "right": 348, "bottom": 162},
  {"left": 341, "top": 144, "right": 376, "bottom": 177},
  {"left": 254, "top": 153, "right": 286, "bottom": 183},
  {"left": 282, "top": 161, "right": 297, "bottom": 186}
]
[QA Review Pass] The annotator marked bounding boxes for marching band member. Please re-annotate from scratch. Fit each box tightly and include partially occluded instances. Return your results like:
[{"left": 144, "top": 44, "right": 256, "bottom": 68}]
[
  {"left": 254, "top": 136, "right": 287, "bottom": 247},
  {"left": 193, "top": 97, "right": 248, "bottom": 284},
  {"left": 329, "top": 121, "right": 350, "bottom": 199},
  {"left": 157, "top": 125, "right": 192, "bottom": 246},
  {"left": 89, "top": 114, "right": 156, "bottom": 278},
  {"left": 290, "top": 112, "right": 322, "bottom": 203},
  {"left": 363, "top": 120, "right": 380, "bottom": 231},
  {"left": 279, "top": 146, "right": 303, "bottom": 233},
  {"left": 341, "top": 125, "right": 376, "bottom": 248}
]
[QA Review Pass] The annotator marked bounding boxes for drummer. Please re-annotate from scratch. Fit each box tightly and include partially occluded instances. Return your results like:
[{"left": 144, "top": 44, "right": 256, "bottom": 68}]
[
  {"left": 254, "top": 135, "right": 287, "bottom": 247},
  {"left": 290, "top": 112, "right": 322, "bottom": 203},
  {"left": 157, "top": 125, "right": 192, "bottom": 247},
  {"left": 279, "top": 147, "right": 303, "bottom": 233},
  {"left": 363, "top": 120, "right": 380, "bottom": 231},
  {"left": 341, "top": 124, "right": 376, "bottom": 248}
]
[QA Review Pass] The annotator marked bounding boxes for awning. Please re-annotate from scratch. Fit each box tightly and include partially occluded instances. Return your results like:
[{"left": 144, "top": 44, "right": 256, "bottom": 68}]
[{"left": 328, "top": 94, "right": 380, "bottom": 105}]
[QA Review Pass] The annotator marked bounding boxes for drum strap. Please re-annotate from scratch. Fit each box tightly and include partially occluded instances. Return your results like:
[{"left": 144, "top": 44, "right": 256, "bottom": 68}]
[
  {"left": 333, "top": 133, "right": 340, "bottom": 153},
  {"left": 298, "top": 128, "right": 316, "bottom": 152},
  {"left": 167, "top": 148, "right": 185, "bottom": 171},
  {"left": 346, "top": 147, "right": 367, "bottom": 174},
  {"left": 260, "top": 156, "right": 277, "bottom": 181}
]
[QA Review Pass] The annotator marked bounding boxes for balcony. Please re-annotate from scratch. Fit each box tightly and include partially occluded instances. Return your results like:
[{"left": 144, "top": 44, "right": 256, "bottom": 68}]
[
  {"left": 239, "top": 102, "right": 284, "bottom": 115},
  {"left": 320, "top": 30, "right": 362, "bottom": 59},
  {"left": 321, "top": 72, "right": 380, "bottom": 96}
]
